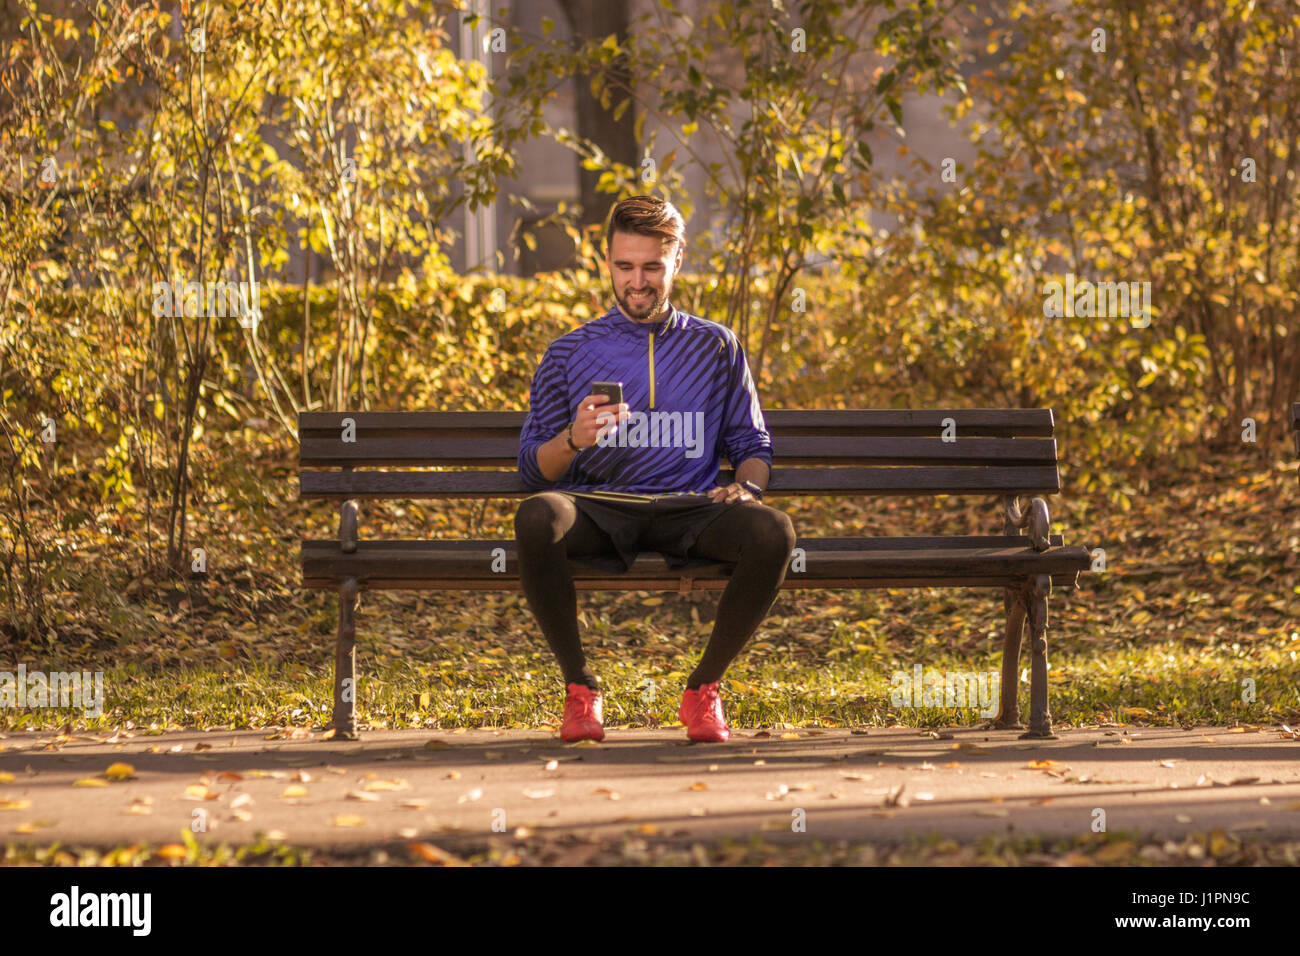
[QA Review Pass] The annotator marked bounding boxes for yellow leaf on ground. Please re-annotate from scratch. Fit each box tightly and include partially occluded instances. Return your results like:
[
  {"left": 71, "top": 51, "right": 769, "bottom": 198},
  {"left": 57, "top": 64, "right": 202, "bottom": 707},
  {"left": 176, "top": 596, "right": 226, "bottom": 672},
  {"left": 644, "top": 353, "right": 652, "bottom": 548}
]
[
  {"left": 1026, "top": 760, "right": 1060, "bottom": 769},
  {"left": 74, "top": 778, "right": 108, "bottom": 787},
  {"left": 423, "top": 740, "right": 451, "bottom": 751},
  {"left": 364, "top": 779, "right": 408, "bottom": 792},
  {"left": 0, "top": 772, "right": 15, "bottom": 783},
  {"left": 0, "top": 799, "right": 32, "bottom": 810},
  {"left": 281, "top": 785, "right": 309, "bottom": 798},
  {"left": 103, "top": 762, "right": 136, "bottom": 780},
  {"left": 332, "top": 814, "right": 366, "bottom": 827},
  {"left": 407, "top": 841, "right": 468, "bottom": 866},
  {"left": 155, "top": 845, "right": 187, "bottom": 860}
]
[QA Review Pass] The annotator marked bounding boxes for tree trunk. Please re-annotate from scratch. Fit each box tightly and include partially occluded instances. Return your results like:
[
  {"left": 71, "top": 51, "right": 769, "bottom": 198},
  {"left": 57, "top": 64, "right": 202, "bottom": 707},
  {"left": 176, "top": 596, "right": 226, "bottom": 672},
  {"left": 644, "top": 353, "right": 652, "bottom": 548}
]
[{"left": 556, "top": 0, "right": 638, "bottom": 231}]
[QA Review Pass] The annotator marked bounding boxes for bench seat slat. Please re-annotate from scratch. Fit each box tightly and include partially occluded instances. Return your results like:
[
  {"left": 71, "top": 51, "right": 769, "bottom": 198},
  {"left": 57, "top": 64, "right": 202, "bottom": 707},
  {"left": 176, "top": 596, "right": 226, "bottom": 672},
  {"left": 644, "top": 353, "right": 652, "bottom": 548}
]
[
  {"left": 304, "top": 574, "right": 1083, "bottom": 591},
  {"left": 299, "top": 466, "right": 1061, "bottom": 498},
  {"left": 301, "top": 538, "right": 1091, "bottom": 588}
]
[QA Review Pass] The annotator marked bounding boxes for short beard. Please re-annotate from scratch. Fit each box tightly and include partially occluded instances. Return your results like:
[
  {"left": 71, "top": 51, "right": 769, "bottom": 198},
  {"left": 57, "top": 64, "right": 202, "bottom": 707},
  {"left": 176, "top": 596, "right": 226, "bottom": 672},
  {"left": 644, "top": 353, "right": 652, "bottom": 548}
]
[{"left": 616, "top": 284, "right": 669, "bottom": 321}]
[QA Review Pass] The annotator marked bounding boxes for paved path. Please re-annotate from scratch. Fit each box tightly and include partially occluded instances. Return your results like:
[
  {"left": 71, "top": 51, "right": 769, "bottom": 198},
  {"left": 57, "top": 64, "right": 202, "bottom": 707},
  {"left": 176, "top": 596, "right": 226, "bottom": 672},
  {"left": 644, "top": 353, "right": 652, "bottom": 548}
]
[{"left": 2, "top": 725, "right": 1298, "bottom": 853}]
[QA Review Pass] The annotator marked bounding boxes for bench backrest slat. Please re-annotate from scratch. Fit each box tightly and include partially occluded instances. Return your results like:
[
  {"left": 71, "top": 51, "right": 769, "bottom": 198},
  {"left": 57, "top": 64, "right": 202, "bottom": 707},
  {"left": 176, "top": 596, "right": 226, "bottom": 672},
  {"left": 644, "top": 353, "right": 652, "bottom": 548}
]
[
  {"left": 300, "top": 408, "right": 1055, "bottom": 438},
  {"left": 300, "top": 435, "right": 1058, "bottom": 467},
  {"left": 300, "top": 465, "right": 1061, "bottom": 498}
]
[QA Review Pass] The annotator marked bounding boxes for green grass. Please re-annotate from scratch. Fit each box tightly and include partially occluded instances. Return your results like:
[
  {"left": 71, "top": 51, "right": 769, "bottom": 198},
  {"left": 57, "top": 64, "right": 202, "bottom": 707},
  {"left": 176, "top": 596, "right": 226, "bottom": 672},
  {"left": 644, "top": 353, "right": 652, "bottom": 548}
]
[
  {"left": 6, "top": 827, "right": 1298, "bottom": 867},
  {"left": 3, "top": 633, "right": 1296, "bottom": 733}
]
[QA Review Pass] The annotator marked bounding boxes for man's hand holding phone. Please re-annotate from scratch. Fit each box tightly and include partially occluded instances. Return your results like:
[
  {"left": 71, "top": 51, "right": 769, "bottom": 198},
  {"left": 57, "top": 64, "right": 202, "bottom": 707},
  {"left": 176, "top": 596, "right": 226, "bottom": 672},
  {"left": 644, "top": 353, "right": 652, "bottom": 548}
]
[{"left": 569, "top": 388, "right": 628, "bottom": 450}]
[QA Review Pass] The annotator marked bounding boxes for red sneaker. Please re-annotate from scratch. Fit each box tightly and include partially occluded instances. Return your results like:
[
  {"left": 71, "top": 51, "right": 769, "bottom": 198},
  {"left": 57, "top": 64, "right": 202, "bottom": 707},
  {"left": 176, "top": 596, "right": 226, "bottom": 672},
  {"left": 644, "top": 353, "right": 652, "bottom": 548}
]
[
  {"left": 560, "top": 683, "right": 604, "bottom": 742},
  {"left": 679, "top": 681, "right": 731, "bottom": 742}
]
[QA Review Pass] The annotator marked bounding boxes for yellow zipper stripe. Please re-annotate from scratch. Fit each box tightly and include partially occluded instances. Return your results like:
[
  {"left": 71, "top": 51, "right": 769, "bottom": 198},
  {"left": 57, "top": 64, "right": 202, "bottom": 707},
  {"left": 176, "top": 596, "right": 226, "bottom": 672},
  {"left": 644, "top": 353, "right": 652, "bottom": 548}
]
[{"left": 648, "top": 331, "right": 656, "bottom": 409}]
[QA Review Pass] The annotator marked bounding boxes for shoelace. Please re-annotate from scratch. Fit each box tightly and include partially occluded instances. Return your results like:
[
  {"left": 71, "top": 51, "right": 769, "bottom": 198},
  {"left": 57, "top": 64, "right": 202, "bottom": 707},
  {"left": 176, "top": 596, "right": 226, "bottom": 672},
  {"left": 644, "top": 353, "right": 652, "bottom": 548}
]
[
  {"left": 694, "top": 685, "right": 725, "bottom": 725},
  {"left": 567, "top": 691, "right": 596, "bottom": 721}
]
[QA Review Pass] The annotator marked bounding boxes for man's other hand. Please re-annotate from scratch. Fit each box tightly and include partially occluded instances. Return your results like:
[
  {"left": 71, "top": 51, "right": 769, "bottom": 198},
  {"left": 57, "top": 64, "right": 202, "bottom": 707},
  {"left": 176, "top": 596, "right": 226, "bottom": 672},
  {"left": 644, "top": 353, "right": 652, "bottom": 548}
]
[{"left": 707, "top": 482, "right": 756, "bottom": 504}]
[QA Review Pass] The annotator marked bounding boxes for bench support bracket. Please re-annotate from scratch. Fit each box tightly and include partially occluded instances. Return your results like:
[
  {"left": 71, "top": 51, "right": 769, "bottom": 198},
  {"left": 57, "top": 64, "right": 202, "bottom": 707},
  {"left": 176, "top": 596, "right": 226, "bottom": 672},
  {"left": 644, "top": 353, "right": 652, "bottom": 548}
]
[{"left": 1003, "top": 495, "right": 1051, "bottom": 551}]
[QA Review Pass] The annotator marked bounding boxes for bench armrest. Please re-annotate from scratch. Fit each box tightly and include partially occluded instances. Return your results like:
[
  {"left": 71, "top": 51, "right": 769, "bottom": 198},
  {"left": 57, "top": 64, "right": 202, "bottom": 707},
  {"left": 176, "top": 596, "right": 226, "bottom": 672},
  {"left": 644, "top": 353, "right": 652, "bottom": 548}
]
[{"left": 1003, "top": 495, "right": 1051, "bottom": 552}]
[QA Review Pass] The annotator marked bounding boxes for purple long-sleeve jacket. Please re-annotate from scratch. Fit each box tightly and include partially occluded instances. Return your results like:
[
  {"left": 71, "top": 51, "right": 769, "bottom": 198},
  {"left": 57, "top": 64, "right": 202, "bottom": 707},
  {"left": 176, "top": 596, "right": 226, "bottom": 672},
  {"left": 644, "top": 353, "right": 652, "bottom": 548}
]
[{"left": 517, "top": 304, "right": 773, "bottom": 495}]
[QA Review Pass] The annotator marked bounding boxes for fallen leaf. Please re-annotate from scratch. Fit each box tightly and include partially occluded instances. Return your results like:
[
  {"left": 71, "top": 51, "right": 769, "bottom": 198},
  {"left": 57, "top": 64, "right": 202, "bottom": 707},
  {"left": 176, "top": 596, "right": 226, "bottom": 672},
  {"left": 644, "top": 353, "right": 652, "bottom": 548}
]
[
  {"left": 281, "top": 785, "right": 309, "bottom": 798},
  {"left": 345, "top": 790, "right": 379, "bottom": 802},
  {"left": 155, "top": 845, "right": 187, "bottom": 860},
  {"left": 523, "top": 788, "right": 554, "bottom": 799},
  {"left": 103, "top": 762, "right": 136, "bottom": 781},
  {"left": 423, "top": 740, "right": 452, "bottom": 751},
  {"left": 407, "top": 841, "right": 467, "bottom": 865},
  {"left": 1026, "top": 760, "right": 1060, "bottom": 770},
  {"left": 0, "top": 799, "right": 32, "bottom": 810},
  {"left": 364, "top": 779, "right": 409, "bottom": 792},
  {"left": 74, "top": 778, "right": 108, "bottom": 788},
  {"left": 332, "top": 814, "right": 366, "bottom": 827},
  {"left": 688, "top": 782, "right": 708, "bottom": 791},
  {"left": 0, "top": 772, "right": 15, "bottom": 784}
]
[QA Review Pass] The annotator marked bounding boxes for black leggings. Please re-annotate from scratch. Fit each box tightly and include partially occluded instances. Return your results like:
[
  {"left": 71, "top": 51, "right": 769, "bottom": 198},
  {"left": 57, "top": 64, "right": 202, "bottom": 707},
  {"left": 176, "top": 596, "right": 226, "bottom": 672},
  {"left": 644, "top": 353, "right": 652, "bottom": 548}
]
[{"left": 514, "top": 493, "right": 797, "bottom": 691}]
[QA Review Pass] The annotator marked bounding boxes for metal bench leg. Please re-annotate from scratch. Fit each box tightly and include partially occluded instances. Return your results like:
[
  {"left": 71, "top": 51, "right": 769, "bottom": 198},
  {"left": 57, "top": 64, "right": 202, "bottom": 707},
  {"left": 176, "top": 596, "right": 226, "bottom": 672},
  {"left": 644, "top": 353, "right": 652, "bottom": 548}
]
[
  {"left": 330, "top": 576, "right": 359, "bottom": 740},
  {"left": 991, "top": 583, "right": 1027, "bottom": 729},
  {"left": 1021, "top": 573, "right": 1057, "bottom": 739}
]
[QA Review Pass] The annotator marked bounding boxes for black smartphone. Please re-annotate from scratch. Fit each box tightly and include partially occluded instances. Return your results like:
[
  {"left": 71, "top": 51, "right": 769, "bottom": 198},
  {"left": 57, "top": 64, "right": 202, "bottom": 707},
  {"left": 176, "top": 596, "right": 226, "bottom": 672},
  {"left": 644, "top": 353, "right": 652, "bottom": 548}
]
[{"left": 590, "top": 381, "right": 623, "bottom": 407}]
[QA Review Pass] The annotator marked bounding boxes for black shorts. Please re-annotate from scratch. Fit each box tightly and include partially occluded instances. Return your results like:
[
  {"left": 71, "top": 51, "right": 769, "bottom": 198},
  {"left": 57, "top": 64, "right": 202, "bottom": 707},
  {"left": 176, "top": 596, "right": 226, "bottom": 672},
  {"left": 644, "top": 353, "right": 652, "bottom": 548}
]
[{"left": 553, "top": 491, "right": 734, "bottom": 574}]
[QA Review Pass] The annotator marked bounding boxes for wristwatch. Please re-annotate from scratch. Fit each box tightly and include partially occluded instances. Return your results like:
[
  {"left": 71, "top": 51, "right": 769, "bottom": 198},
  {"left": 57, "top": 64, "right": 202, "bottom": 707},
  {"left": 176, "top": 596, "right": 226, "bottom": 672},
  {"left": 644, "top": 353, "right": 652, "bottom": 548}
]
[{"left": 740, "top": 479, "right": 765, "bottom": 500}]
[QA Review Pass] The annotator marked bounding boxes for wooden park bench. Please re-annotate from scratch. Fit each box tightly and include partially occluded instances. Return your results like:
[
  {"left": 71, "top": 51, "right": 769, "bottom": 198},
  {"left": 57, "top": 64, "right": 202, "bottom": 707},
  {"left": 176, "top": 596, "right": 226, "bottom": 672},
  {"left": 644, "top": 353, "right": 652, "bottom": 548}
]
[{"left": 299, "top": 408, "right": 1091, "bottom": 741}]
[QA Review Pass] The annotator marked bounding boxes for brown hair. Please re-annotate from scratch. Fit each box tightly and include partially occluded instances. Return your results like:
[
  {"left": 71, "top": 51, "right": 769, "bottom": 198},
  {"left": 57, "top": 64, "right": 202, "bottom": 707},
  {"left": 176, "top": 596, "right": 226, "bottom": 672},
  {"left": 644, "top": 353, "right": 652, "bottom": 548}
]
[{"left": 604, "top": 195, "right": 686, "bottom": 258}]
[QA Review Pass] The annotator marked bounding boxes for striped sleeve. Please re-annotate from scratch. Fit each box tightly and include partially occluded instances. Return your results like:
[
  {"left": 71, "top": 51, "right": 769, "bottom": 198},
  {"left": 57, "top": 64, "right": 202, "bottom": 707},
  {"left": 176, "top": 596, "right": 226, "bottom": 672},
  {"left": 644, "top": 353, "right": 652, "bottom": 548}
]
[
  {"left": 517, "top": 343, "right": 572, "bottom": 489},
  {"left": 717, "top": 331, "right": 773, "bottom": 470}
]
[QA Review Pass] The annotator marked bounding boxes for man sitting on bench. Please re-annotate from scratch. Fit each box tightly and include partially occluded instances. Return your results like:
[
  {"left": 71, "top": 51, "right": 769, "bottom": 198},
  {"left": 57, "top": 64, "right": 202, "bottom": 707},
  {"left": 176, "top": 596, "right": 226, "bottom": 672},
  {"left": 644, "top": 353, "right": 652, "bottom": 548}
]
[{"left": 514, "top": 195, "right": 797, "bottom": 743}]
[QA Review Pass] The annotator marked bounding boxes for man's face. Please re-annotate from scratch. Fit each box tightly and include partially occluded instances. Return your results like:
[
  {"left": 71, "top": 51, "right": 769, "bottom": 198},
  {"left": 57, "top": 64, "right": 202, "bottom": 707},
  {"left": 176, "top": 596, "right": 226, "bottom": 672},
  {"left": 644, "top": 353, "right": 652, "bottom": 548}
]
[{"left": 606, "top": 230, "right": 682, "bottom": 322}]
